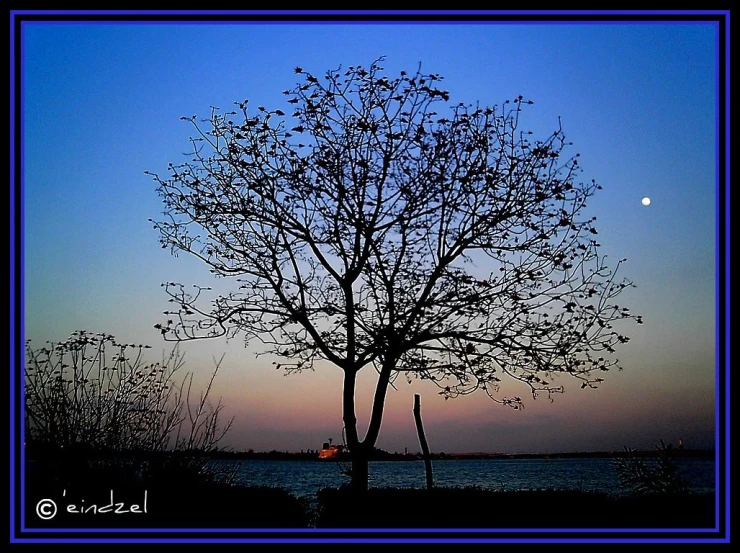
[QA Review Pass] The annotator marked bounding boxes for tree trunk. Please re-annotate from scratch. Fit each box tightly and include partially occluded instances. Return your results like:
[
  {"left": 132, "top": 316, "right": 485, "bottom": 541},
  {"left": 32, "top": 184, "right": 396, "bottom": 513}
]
[
  {"left": 349, "top": 448, "right": 369, "bottom": 492},
  {"left": 342, "top": 367, "right": 367, "bottom": 491},
  {"left": 343, "top": 360, "right": 394, "bottom": 492}
]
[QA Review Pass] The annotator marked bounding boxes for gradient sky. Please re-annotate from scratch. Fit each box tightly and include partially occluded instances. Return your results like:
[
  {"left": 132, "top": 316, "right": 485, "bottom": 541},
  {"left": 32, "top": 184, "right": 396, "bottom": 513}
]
[{"left": 21, "top": 17, "right": 718, "bottom": 454}]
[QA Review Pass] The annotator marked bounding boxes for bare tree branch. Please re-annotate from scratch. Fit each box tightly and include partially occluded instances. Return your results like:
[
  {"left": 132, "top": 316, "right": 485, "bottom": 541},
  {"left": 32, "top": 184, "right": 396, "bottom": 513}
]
[{"left": 148, "top": 58, "right": 640, "bottom": 489}]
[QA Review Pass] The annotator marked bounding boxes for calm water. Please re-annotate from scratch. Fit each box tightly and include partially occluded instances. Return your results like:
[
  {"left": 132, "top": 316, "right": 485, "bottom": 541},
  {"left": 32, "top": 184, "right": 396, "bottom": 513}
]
[{"left": 211, "top": 457, "right": 715, "bottom": 499}]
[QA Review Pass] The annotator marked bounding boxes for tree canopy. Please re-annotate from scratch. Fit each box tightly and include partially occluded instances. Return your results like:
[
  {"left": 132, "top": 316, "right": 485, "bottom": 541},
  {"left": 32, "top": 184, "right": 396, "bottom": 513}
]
[{"left": 148, "top": 57, "right": 639, "bottom": 489}]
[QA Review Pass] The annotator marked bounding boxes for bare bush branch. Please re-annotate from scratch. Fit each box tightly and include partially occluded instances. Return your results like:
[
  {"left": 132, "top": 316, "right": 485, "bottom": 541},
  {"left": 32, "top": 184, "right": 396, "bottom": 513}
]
[{"left": 25, "top": 331, "right": 233, "bottom": 455}]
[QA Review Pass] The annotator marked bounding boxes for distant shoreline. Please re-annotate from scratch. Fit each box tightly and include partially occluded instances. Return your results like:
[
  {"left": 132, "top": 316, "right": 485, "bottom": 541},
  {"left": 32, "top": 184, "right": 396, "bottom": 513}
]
[
  {"left": 205, "top": 448, "right": 714, "bottom": 462},
  {"left": 24, "top": 440, "right": 713, "bottom": 463}
]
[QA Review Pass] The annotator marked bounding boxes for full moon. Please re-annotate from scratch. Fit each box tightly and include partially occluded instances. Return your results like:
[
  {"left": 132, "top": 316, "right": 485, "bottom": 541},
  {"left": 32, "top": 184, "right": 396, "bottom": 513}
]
[{"left": 641, "top": 197, "right": 651, "bottom": 206}]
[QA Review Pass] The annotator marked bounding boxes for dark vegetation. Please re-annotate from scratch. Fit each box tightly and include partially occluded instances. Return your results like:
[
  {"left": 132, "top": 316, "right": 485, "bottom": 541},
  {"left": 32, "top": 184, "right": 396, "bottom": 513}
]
[
  {"left": 24, "top": 331, "right": 306, "bottom": 528},
  {"left": 614, "top": 439, "right": 694, "bottom": 496}
]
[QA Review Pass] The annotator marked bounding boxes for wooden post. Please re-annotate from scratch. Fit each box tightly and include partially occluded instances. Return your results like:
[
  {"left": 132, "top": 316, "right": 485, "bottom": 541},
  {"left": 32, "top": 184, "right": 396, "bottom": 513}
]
[{"left": 413, "top": 394, "right": 434, "bottom": 490}]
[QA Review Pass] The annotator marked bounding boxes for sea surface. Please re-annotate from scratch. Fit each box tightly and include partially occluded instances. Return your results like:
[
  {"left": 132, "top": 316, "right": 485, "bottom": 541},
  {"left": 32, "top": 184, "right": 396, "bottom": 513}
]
[{"left": 210, "top": 457, "right": 715, "bottom": 499}]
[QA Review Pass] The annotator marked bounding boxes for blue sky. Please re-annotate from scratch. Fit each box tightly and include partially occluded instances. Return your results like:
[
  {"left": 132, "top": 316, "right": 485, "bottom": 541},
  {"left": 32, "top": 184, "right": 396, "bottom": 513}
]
[{"left": 21, "top": 17, "right": 719, "bottom": 453}]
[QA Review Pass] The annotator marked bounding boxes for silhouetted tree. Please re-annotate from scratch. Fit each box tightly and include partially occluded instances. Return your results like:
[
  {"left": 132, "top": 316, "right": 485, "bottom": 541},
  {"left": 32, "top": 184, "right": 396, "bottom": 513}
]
[{"left": 148, "top": 58, "right": 639, "bottom": 491}]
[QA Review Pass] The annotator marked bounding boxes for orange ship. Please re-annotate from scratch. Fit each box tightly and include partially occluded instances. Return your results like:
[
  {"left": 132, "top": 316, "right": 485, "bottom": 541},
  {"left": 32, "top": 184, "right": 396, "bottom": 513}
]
[{"left": 318, "top": 438, "right": 343, "bottom": 460}]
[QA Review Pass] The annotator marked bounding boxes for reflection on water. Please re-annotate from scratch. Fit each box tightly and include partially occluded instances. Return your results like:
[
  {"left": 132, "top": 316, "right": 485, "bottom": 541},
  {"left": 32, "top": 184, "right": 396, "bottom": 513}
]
[{"left": 209, "top": 457, "right": 715, "bottom": 499}]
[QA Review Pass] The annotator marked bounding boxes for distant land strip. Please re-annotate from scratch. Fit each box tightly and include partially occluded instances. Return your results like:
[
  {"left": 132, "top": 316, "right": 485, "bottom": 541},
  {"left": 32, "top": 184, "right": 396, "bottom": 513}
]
[{"left": 201, "top": 448, "right": 714, "bottom": 462}]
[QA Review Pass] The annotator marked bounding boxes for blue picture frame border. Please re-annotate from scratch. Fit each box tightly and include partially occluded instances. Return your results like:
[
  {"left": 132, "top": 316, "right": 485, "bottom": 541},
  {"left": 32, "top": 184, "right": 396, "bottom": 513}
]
[{"left": 9, "top": 9, "right": 730, "bottom": 544}]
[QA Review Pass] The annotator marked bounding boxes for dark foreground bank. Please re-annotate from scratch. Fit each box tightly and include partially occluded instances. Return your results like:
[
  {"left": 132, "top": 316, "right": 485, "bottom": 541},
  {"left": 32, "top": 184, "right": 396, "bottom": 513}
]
[
  {"left": 315, "top": 486, "right": 714, "bottom": 528},
  {"left": 24, "top": 445, "right": 714, "bottom": 529},
  {"left": 26, "top": 479, "right": 713, "bottom": 529}
]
